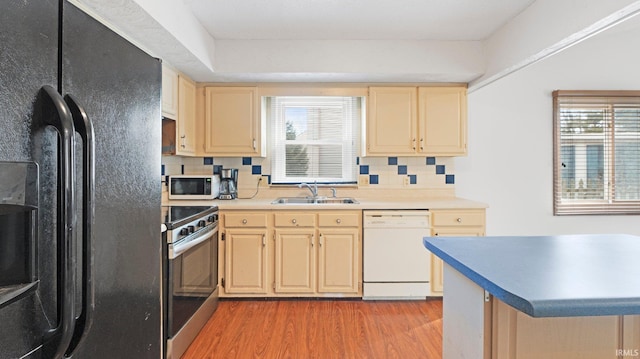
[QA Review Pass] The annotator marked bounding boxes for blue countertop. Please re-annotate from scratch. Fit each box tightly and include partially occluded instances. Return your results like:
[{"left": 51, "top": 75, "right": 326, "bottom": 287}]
[{"left": 424, "top": 234, "right": 640, "bottom": 318}]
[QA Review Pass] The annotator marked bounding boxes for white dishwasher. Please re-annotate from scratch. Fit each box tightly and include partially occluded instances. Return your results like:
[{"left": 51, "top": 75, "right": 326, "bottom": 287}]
[{"left": 363, "top": 210, "right": 432, "bottom": 300}]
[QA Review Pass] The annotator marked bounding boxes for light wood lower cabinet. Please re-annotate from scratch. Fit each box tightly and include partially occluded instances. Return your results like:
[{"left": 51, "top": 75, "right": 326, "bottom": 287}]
[
  {"left": 220, "top": 210, "right": 361, "bottom": 297},
  {"left": 430, "top": 209, "right": 486, "bottom": 294},
  {"left": 223, "top": 229, "right": 268, "bottom": 294},
  {"left": 274, "top": 228, "right": 316, "bottom": 293},
  {"left": 222, "top": 212, "right": 268, "bottom": 294},
  {"left": 317, "top": 227, "right": 359, "bottom": 293},
  {"left": 273, "top": 211, "right": 361, "bottom": 295}
]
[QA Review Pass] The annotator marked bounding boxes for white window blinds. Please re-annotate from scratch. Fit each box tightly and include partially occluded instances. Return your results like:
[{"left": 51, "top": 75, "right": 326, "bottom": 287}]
[
  {"left": 266, "top": 96, "right": 362, "bottom": 184},
  {"left": 553, "top": 91, "right": 640, "bottom": 215}
]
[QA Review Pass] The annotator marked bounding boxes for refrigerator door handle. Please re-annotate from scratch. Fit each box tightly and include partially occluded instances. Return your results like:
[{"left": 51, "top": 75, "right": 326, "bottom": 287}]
[
  {"left": 64, "top": 94, "right": 95, "bottom": 356},
  {"left": 39, "top": 85, "right": 77, "bottom": 359}
]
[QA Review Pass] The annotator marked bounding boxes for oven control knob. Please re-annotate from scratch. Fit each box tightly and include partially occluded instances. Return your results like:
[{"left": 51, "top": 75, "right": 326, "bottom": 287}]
[
  {"left": 180, "top": 228, "right": 190, "bottom": 236},
  {"left": 188, "top": 225, "right": 195, "bottom": 234},
  {"left": 198, "top": 220, "right": 206, "bottom": 227},
  {"left": 208, "top": 215, "right": 215, "bottom": 223}
]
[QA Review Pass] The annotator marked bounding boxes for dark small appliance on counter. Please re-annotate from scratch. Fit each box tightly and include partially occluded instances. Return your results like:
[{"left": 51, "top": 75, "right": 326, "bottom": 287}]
[{"left": 219, "top": 168, "right": 238, "bottom": 200}]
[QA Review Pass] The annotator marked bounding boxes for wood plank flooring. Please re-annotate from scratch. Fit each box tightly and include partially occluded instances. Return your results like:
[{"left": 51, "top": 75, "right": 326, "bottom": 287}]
[{"left": 183, "top": 299, "right": 443, "bottom": 359}]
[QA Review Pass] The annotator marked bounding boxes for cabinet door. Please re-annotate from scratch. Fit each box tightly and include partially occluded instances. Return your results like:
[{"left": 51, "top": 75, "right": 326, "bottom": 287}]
[
  {"left": 418, "top": 87, "right": 467, "bottom": 156},
  {"left": 430, "top": 227, "right": 484, "bottom": 294},
  {"left": 224, "top": 229, "right": 268, "bottom": 294},
  {"left": 274, "top": 229, "right": 315, "bottom": 293},
  {"left": 204, "top": 87, "right": 261, "bottom": 156},
  {"left": 317, "top": 228, "right": 359, "bottom": 293},
  {"left": 367, "top": 87, "right": 417, "bottom": 155},
  {"left": 161, "top": 65, "right": 178, "bottom": 119},
  {"left": 176, "top": 75, "right": 196, "bottom": 155}
]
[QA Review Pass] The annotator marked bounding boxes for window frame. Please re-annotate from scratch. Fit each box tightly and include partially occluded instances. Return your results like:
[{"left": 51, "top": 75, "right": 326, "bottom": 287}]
[
  {"left": 553, "top": 90, "right": 640, "bottom": 215},
  {"left": 265, "top": 95, "right": 363, "bottom": 185}
]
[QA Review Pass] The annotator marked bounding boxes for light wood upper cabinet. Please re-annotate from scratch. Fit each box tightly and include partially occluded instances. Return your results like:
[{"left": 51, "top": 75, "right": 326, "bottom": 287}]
[
  {"left": 204, "top": 87, "right": 263, "bottom": 157},
  {"left": 367, "top": 87, "right": 418, "bottom": 155},
  {"left": 418, "top": 87, "right": 467, "bottom": 156},
  {"left": 366, "top": 86, "right": 467, "bottom": 156},
  {"left": 161, "top": 65, "right": 178, "bottom": 119},
  {"left": 176, "top": 75, "right": 196, "bottom": 155}
]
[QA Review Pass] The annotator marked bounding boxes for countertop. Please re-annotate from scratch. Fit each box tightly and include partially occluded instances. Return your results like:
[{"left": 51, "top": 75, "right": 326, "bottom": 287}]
[
  {"left": 164, "top": 196, "right": 488, "bottom": 211},
  {"left": 423, "top": 234, "right": 640, "bottom": 317}
]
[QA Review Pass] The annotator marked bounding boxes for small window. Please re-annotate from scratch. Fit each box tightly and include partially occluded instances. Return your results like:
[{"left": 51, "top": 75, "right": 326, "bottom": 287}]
[
  {"left": 265, "top": 96, "right": 363, "bottom": 184},
  {"left": 553, "top": 91, "right": 640, "bottom": 215}
]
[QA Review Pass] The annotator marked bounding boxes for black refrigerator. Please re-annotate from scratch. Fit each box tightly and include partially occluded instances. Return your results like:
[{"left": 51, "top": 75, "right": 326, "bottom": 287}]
[{"left": 0, "top": 0, "right": 162, "bottom": 358}]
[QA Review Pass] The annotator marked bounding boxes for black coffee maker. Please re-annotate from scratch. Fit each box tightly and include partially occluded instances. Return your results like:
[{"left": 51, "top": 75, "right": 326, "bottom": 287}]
[{"left": 219, "top": 168, "right": 238, "bottom": 200}]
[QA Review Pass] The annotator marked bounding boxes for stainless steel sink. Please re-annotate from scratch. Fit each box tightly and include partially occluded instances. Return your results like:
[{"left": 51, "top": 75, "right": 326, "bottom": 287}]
[{"left": 271, "top": 197, "right": 358, "bottom": 204}]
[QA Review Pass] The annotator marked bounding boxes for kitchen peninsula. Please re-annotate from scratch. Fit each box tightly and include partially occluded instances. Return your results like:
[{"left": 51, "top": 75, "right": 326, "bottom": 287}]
[{"left": 424, "top": 234, "right": 640, "bottom": 359}]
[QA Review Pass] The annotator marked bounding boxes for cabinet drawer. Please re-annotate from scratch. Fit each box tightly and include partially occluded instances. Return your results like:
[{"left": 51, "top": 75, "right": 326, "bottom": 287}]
[
  {"left": 225, "top": 213, "right": 267, "bottom": 227},
  {"left": 318, "top": 212, "right": 360, "bottom": 227},
  {"left": 274, "top": 213, "right": 316, "bottom": 227},
  {"left": 432, "top": 210, "right": 484, "bottom": 227}
]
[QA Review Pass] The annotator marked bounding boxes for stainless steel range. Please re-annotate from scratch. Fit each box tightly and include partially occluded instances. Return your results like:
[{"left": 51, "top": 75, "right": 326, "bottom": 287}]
[{"left": 161, "top": 205, "right": 219, "bottom": 359}]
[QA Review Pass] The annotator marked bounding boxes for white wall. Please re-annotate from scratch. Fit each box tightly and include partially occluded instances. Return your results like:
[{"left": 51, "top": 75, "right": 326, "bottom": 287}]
[{"left": 456, "top": 21, "right": 640, "bottom": 236}]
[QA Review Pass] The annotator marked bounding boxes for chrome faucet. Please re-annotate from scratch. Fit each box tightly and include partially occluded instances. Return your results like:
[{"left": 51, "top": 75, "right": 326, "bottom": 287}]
[{"left": 298, "top": 181, "right": 318, "bottom": 198}]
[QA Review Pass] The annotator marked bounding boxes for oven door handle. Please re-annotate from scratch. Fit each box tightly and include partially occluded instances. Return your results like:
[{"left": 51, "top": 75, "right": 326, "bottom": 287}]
[{"left": 170, "top": 225, "right": 218, "bottom": 259}]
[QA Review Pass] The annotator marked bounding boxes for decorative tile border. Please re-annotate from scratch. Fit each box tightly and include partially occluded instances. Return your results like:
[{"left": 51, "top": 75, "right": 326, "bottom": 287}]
[
  {"left": 357, "top": 156, "right": 455, "bottom": 187},
  {"left": 161, "top": 155, "right": 455, "bottom": 188}
]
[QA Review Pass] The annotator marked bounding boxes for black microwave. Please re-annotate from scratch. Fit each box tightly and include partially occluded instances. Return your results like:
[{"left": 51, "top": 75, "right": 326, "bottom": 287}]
[{"left": 168, "top": 175, "right": 220, "bottom": 200}]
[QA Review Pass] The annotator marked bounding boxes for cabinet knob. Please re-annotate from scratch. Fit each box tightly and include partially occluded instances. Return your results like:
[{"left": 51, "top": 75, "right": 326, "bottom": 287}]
[
  {"left": 336, "top": 218, "right": 342, "bottom": 224},
  {"left": 242, "top": 219, "right": 248, "bottom": 224},
  {"left": 456, "top": 218, "right": 462, "bottom": 223},
  {"left": 292, "top": 219, "right": 297, "bottom": 224}
]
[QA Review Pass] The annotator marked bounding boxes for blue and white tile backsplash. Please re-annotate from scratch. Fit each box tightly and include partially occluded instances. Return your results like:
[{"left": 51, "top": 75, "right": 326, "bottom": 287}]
[
  {"left": 357, "top": 156, "right": 455, "bottom": 188},
  {"left": 161, "top": 155, "right": 454, "bottom": 189}
]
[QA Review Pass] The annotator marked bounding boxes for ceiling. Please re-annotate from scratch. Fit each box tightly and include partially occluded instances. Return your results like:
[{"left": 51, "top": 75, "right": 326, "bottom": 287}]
[
  {"left": 74, "top": 0, "right": 640, "bottom": 86},
  {"left": 183, "top": 0, "right": 536, "bottom": 41}
]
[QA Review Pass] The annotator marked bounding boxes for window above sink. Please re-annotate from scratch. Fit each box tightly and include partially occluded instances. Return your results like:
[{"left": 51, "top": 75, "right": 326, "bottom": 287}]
[{"left": 264, "top": 96, "right": 364, "bottom": 185}]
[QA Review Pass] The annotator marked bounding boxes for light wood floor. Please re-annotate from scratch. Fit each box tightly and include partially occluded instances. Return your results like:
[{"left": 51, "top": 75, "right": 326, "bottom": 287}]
[{"left": 183, "top": 299, "right": 443, "bottom": 359}]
